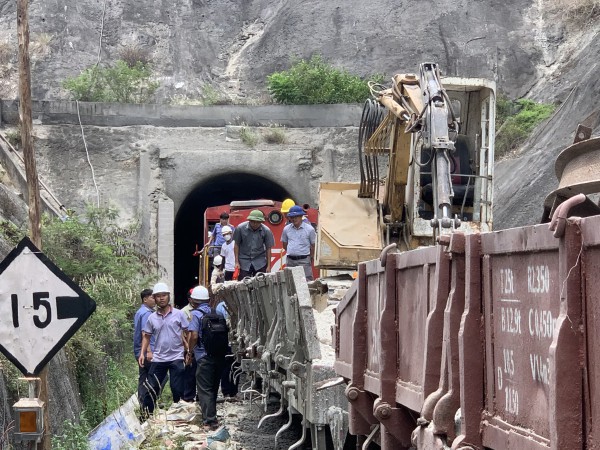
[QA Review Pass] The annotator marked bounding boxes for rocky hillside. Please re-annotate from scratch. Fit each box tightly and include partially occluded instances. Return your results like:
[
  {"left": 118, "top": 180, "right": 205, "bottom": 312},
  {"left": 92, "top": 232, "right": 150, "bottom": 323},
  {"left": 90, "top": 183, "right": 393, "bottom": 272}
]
[
  {"left": 0, "top": 0, "right": 598, "bottom": 231},
  {"left": 0, "top": 0, "right": 567, "bottom": 102},
  {"left": 494, "top": 17, "right": 600, "bottom": 229}
]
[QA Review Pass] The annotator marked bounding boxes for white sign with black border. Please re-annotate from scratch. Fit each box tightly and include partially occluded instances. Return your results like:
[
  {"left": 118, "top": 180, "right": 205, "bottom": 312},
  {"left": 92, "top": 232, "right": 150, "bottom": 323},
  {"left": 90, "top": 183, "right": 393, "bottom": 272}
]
[{"left": 0, "top": 237, "right": 96, "bottom": 375}]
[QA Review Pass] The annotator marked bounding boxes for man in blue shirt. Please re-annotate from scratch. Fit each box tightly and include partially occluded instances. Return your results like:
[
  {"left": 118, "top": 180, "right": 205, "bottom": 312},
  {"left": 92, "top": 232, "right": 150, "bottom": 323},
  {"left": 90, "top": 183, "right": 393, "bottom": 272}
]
[
  {"left": 188, "top": 286, "right": 225, "bottom": 430},
  {"left": 133, "top": 288, "right": 155, "bottom": 404},
  {"left": 206, "top": 212, "right": 234, "bottom": 257},
  {"left": 281, "top": 205, "right": 317, "bottom": 281}
]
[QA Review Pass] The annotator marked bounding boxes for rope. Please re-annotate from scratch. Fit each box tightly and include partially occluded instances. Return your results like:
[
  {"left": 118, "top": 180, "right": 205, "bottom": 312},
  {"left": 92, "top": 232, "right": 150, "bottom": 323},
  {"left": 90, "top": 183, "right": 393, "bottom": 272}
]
[{"left": 76, "top": 100, "right": 100, "bottom": 207}]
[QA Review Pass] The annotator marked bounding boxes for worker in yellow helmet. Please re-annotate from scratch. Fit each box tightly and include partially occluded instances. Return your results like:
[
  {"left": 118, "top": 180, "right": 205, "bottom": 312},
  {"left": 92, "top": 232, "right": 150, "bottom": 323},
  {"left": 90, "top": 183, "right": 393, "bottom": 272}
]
[
  {"left": 281, "top": 199, "right": 295, "bottom": 215},
  {"left": 281, "top": 198, "right": 311, "bottom": 225}
]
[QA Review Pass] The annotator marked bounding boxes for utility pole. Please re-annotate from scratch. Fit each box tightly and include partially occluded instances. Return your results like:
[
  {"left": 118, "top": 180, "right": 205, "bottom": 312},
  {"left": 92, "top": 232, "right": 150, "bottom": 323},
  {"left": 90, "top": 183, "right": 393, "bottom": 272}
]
[{"left": 17, "top": 0, "right": 50, "bottom": 448}]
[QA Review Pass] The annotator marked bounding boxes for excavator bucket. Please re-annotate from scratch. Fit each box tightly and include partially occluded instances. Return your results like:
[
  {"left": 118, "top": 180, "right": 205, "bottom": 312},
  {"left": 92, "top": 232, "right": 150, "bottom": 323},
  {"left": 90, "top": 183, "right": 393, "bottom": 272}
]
[{"left": 315, "top": 182, "right": 383, "bottom": 269}]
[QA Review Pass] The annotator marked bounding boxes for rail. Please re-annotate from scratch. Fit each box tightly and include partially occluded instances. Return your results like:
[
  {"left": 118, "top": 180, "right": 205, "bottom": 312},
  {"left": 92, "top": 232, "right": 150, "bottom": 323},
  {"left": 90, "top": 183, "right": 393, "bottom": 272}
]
[{"left": 219, "top": 267, "right": 348, "bottom": 450}]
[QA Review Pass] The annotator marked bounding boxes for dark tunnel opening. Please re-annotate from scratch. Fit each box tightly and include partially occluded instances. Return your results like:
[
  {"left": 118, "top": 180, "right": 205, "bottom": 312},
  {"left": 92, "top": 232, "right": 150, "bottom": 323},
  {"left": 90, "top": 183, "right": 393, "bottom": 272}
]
[{"left": 173, "top": 173, "right": 292, "bottom": 307}]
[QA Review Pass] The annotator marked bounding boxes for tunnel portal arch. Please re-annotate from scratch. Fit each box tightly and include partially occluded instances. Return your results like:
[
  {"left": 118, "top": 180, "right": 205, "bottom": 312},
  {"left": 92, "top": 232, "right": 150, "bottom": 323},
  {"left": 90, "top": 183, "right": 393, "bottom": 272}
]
[{"left": 173, "top": 172, "right": 292, "bottom": 306}]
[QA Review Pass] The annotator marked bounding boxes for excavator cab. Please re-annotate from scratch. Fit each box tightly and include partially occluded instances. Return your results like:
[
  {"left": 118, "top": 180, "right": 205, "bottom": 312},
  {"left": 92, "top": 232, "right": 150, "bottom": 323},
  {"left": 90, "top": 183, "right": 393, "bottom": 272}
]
[
  {"left": 407, "top": 77, "right": 496, "bottom": 245},
  {"left": 315, "top": 65, "right": 495, "bottom": 269}
]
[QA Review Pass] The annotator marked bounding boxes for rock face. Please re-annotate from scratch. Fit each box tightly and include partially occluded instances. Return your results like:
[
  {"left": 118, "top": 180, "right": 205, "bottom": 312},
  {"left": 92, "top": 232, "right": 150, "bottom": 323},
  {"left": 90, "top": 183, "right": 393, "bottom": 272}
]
[
  {"left": 0, "top": 0, "right": 597, "bottom": 233},
  {"left": 494, "top": 26, "right": 600, "bottom": 230},
  {"left": 0, "top": 0, "right": 548, "bottom": 101}
]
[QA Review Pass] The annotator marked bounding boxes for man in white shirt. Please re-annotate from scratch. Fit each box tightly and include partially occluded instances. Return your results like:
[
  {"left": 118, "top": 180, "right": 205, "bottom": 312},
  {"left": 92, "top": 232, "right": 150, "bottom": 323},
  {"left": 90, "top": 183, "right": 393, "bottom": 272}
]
[{"left": 220, "top": 225, "right": 236, "bottom": 281}]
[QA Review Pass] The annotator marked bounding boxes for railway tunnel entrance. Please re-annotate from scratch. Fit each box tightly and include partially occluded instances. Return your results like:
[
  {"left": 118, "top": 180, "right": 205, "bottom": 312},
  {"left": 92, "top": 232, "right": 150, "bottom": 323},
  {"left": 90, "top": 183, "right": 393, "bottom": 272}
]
[{"left": 173, "top": 173, "right": 291, "bottom": 306}]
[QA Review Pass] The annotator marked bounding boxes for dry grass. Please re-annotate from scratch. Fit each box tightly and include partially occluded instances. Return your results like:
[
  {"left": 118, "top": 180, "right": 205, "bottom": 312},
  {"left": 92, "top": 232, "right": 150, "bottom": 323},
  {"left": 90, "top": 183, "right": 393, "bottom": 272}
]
[
  {"left": 118, "top": 44, "right": 152, "bottom": 68},
  {"left": 551, "top": 0, "right": 600, "bottom": 23},
  {"left": 30, "top": 33, "right": 53, "bottom": 58},
  {"left": 263, "top": 127, "right": 286, "bottom": 144},
  {"left": 0, "top": 40, "right": 13, "bottom": 66},
  {"left": 240, "top": 127, "right": 258, "bottom": 147}
]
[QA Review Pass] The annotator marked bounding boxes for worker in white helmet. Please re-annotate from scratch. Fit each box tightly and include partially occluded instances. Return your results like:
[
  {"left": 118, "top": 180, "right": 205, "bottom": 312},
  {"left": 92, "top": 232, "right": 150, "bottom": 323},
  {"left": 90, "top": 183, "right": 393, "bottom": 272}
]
[
  {"left": 139, "top": 282, "right": 190, "bottom": 415},
  {"left": 219, "top": 225, "right": 236, "bottom": 281}
]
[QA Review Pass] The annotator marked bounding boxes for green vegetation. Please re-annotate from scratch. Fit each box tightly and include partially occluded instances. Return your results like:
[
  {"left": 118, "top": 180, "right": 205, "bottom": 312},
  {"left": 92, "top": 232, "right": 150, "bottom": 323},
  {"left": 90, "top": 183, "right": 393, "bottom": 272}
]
[
  {"left": 42, "top": 208, "right": 151, "bottom": 427},
  {"left": 41, "top": 207, "right": 144, "bottom": 283},
  {"left": 53, "top": 414, "right": 91, "bottom": 450},
  {"left": 240, "top": 126, "right": 259, "bottom": 147},
  {"left": 495, "top": 96, "right": 556, "bottom": 158},
  {"left": 0, "top": 206, "right": 153, "bottom": 444},
  {"left": 267, "top": 55, "right": 383, "bottom": 104},
  {"left": 63, "top": 60, "right": 159, "bottom": 103}
]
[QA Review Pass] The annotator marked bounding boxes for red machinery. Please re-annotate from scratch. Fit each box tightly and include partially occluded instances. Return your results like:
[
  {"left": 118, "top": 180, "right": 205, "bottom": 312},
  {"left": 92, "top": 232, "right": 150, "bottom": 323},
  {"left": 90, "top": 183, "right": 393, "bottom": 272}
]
[{"left": 198, "top": 200, "right": 319, "bottom": 283}]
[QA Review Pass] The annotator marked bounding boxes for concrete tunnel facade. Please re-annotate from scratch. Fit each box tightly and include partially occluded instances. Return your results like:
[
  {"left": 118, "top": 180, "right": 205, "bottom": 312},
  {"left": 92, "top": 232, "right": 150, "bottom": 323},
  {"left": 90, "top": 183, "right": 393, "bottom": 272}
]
[
  {"left": 1, "top": 103, "right": 363, "bottom": 303},
  {"left": 173, "top": 172, "right": 293, "bottom": 305}
]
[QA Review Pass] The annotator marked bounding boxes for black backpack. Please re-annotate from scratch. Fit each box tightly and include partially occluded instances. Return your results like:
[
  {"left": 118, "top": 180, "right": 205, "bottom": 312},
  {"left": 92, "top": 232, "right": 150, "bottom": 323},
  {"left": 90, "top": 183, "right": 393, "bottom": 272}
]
[{"left": 201, "top": 309, "right": 229, "bottom": 357}]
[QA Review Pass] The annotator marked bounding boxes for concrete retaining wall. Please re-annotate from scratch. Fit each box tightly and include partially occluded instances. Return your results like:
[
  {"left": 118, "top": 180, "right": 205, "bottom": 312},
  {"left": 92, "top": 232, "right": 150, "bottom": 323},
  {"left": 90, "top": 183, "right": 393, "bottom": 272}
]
[{"left": 0, "top": 100, "right": 362, "bottom": 128}]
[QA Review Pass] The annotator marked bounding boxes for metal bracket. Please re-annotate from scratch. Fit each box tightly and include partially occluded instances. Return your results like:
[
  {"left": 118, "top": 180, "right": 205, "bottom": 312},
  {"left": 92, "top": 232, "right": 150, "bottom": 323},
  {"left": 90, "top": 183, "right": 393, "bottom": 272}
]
[
  {"left": 289, "top": 361, "right": 307, "bottom": 378},
  {"left": 241, "top": 358, "right": 262, "bottom": 372}
]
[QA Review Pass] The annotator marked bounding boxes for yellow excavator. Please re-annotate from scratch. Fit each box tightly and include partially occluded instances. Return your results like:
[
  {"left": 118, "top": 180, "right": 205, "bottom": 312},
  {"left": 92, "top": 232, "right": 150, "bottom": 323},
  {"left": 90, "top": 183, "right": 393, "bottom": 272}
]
[{"left": 316, "top": 63, "right": 496, "bottom": 269}]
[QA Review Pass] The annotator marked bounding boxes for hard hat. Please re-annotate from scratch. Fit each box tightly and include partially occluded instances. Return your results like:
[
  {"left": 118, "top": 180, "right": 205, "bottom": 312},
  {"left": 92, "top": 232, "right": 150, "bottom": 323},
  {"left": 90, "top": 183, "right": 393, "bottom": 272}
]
[
  {"left": 287, "top": 205, "right": 306, "bottom": 218},
  {"left": 221, "top": 225, "right": 233, "bottom": 235},
  {"left": 190, "top": 285, "right": 210, "bottom": 301},
  {"left": 213, "top": 255, "right": 223, "bottom": 266},
  {"left": 281, "top": 199, "right": 295, "bottom": 214},
  {"left": 247, "top": 210, "right": 265, "bottom": 222},
  {"left": 152, "top": 282, "right": 170, "bottom": 295}
]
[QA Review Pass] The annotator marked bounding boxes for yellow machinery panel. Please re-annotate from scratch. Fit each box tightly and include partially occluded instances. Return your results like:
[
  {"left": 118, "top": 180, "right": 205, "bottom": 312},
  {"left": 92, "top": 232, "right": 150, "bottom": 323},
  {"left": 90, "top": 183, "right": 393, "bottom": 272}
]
[{"left": 315, "top": 182, "right": 383, "bottom": 269}]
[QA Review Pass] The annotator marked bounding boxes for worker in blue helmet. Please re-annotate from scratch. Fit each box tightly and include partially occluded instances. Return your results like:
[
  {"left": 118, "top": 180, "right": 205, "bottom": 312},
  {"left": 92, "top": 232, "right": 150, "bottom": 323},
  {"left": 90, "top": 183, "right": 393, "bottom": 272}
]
[{"left": 281, "top": 205, "right": 316, "bottom": 281}]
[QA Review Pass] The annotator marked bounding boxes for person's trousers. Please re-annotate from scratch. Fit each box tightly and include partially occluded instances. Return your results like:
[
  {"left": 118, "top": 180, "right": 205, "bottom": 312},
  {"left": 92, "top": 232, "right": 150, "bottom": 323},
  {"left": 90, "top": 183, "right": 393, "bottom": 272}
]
[
  {"left": 142, "top": 359, "right": 185, "bottom": 414},
  {"left": 220, "top": 349, "right": 238, "bottom": 396},
  {"left": 239, "top": 264, "right": 267, "bottom": 279},
  {"left": 286, "top": 256, "right": 313, "bottom": 281},
  {"left": 196, "top": 355, "right": 225, "bottom": 424},
  {"left": 183, "top": 357, "right": 197, "bottom": 401},
  {"left": 224, "top": 270, "right": 235, "bottom": 281},
  {"left": 137, "top": 359, "right": 151, "bottom": 404}
]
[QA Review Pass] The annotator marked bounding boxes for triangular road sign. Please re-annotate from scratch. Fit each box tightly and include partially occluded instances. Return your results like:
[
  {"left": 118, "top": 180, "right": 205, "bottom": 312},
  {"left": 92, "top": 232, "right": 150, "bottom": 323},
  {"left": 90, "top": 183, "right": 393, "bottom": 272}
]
[{"left": 0, "top": 237, "right": 96, "bottom": 375}]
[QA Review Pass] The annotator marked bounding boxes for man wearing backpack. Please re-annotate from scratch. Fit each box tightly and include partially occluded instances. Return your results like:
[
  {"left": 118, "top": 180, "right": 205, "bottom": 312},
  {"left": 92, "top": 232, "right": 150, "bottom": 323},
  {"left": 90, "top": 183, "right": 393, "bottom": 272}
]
[{"left": 188, "top": 285, "right": 228, "bottom": 431}]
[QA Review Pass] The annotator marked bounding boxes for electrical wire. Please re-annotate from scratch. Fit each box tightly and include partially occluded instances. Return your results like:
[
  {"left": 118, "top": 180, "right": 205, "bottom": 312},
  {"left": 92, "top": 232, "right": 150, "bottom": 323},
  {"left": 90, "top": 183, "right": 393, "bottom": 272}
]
[
  {"left": 76, "top": 100, "right": 100, "bottom": 207},
  {"left": 75, "top": 0, "right": 107, "bottom": 208}
]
